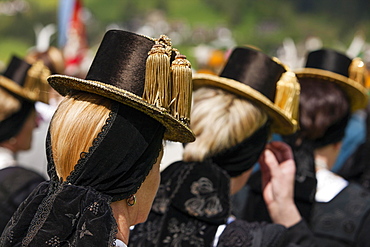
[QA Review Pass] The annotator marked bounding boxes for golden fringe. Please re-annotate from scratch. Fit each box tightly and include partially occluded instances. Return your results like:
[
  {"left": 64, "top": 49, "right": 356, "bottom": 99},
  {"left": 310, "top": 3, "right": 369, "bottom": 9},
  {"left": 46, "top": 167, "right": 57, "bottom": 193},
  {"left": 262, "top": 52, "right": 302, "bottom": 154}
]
[
  {"left": 23, "top": 60, "right": 51, "bottom": 103},
  {"left": 274, "top": 71, "right": 300, "bottom": 129},
  {"left": 142, "top": 35, "right": 193, "bottom": 126},
  {"left": 349, "top": 57, "right": 367, "bottom": 86},
  {"left": 142, "top": 44, "right": 171, "bottom": 109},
  {"left": 170, "top": 52, "right": 192, "bottom": 125}
]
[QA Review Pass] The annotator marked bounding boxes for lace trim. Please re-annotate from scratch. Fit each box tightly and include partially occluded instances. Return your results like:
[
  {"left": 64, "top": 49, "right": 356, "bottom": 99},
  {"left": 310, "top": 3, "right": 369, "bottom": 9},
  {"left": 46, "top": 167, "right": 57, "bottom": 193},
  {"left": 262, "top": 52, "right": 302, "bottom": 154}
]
[
  {"left": 22, "top": 183, "right": 64, "bottom": 246},
  {"left": 46, "top": 130, "right": 59, "bottom": 183},
  {"left": 65, "top": 102, "right": 118, "bottom": 184}
]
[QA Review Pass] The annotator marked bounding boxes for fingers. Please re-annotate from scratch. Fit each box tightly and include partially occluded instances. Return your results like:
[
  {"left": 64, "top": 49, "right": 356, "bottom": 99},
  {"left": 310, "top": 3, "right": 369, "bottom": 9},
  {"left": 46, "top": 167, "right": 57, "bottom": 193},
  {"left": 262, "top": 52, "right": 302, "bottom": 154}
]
[
  {"left": 265, "top": 141, "right": 294, "bottom": 163},
  {"left": 259, "top": 148, "right": 279, "bottom": 176}
]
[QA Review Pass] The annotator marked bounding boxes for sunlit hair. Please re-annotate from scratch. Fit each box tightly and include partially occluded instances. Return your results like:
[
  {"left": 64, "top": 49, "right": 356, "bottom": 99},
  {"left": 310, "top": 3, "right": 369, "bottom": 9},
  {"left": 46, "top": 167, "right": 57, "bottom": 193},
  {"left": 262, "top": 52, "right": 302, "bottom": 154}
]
[
  {"left": 0, "top": 87, "right": 21, "bottom": 121},
  {"left": 50, "top": 92, "right": 112, "bottom": 181},
  {"left": 183, "top": 87, "right": 268, "bottom": 162}
]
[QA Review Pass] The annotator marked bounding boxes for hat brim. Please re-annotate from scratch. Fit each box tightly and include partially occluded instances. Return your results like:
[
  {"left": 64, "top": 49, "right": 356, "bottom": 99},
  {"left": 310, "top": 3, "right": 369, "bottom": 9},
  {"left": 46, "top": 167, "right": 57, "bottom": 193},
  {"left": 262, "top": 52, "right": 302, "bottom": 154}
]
[
  {"left": 192, "top": 73, "right": 297, "bottom": 135},
  {"left": 47, "top": 74, "right": 195, "bottom": 143},
  {"left": 295, "top": 68, "right": 368, "bottom": 112},
  {"left": 0, "top": 75, "right": 48, "bottom": 104}
]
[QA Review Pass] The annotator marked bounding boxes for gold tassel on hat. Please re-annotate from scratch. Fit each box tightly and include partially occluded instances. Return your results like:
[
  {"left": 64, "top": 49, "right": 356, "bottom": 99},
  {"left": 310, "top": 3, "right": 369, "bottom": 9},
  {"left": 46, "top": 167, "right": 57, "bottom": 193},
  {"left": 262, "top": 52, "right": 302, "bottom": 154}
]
[
  {"left": 23, "top": 60, "right": 51, "bottom": 104},
  {"left": 170, "top": 50, "right": 192, "bottom": 125},
  {"left": 349, "top": 57, "right": 367, "bottom": 86},
  {"left": 274, "top": 70, "right": 301, "bottom": 131},
  {"left": 142, "top": 36, "right": 172, "bottom": 110}
]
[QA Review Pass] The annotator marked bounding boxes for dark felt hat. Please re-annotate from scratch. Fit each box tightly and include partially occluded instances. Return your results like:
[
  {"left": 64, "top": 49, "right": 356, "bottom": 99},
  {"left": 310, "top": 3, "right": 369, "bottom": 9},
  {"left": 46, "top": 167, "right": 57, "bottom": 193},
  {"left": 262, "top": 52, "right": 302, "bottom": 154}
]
[
  {"left": 0, "top": 56, "right": 50, "bottom": 103},
  {"left": 295, "top": 49, "right": 368, "bottom": 112},
  {"left": 192, "top": 47, "right": 300, "bottom": 135},
  {"left": 48, "top": 30, "right": 195, "bottom": 143}
]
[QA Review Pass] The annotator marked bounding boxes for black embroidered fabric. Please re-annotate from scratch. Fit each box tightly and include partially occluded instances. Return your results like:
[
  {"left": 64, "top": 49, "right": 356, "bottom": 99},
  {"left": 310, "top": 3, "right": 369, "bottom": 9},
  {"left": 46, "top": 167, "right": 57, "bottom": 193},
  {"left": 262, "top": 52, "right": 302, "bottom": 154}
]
[
  {"left": 210, "top": 122, "right": 270, "bottom": 177},
  {"left": 129, "top": 161, "right": 231, "bottom": 247},
  {"left": 0, "top": 102, "right": 165, "bottom": 246},
  {"left": 0, "top": 100, "right": 34, "bottom": 142},
  {"left": 217, "top": 219, "right": 286, "bottom": 247}
]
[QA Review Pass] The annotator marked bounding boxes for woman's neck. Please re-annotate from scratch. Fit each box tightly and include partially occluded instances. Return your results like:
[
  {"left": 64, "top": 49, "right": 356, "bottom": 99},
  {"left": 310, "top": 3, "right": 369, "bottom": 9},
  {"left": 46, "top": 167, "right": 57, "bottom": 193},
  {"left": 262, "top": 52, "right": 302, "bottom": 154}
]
[{"left": 110, "top": 200, "right": 133, "bottom": 245}]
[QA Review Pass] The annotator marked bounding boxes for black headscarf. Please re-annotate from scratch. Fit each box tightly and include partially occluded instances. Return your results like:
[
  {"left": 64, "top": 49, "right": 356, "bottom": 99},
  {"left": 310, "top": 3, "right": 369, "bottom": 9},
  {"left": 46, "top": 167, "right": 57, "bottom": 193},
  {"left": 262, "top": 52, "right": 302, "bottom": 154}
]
[
  {"left": 1, "top": 102, "right": 165, "bottom": 246},
  {"left": 210, "top": 122, "right": 269, "bottom": 177},
  {"left": 0, "top": 100, "right": 34, "bottom": 143}
]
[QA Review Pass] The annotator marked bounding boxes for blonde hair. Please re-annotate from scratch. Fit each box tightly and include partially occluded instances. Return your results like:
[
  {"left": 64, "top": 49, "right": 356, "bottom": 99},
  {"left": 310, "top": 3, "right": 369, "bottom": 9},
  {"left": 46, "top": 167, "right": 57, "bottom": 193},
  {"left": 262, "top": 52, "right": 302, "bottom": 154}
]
[
  {"left": 50, "top": 92, "right": 112, "bottom": 181},
  {"left": 183, "top": 87, "right": 268, "bottom": 162},
  {"left": 0, "top": 87, "right": 21, "bottom": 121}
]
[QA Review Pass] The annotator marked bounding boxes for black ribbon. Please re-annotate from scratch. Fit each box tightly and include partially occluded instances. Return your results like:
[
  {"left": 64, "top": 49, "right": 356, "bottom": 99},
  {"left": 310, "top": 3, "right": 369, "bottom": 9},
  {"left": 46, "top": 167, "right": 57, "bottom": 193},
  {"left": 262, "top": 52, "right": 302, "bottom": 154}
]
[
  {"left": 313, "top": 112, "right": 350, "bottom": 149},
  {"left": 210, "top": 122, "right": 269, "bottom": 177}
]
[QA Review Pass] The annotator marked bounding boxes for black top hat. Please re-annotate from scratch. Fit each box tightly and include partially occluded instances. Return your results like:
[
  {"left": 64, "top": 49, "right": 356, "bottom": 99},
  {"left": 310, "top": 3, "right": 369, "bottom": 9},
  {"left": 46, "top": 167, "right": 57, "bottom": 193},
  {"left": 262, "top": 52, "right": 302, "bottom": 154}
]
[
  {"left": 0, "top": 56, "right": 50, "bottom": 103},
  {"left": 48, "top": 30, "right": 195, "bottom": 143},
  {"left": 295, "top": 49, "right": 368, "bottom": 112},
  {"left": 192, "top": 47, "right": 300, "bottom": 135}
]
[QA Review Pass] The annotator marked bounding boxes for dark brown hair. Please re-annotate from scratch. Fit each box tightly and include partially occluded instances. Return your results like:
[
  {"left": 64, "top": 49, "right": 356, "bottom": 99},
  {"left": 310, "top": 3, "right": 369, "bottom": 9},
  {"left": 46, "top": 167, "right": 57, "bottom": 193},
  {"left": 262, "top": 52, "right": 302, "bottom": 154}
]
[{"left": 298, "top": 77, "right": 350, "bottom": 141}]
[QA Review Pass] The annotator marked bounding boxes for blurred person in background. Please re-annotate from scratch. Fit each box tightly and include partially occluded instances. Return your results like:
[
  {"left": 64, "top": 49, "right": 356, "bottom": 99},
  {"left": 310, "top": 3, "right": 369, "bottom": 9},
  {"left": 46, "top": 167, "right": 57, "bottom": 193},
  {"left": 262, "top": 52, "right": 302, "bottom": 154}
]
[
  {"left": 244, "top": 49, "right": 370, "bottom": 247},
  {"left": 130, "top": 47, "right": 317, "bottom": 247},
  {"left": 0, "top": 56, "right": 50, "bottom": 233},
  {"left": 16, "top": 46, "right": 66, "bottom": 177}
]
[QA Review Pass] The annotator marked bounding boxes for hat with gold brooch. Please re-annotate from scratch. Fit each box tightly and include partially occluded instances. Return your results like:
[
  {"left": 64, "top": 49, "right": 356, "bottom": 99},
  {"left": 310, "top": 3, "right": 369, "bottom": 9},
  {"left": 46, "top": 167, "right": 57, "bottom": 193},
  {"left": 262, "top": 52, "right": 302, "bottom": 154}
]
[
  {"left": 48, "top": 30, "right": 194, "bottom": 143},
  {"left": 295, "top": 49, "right": 368, "bottom": 112},
  {"left": 0, "top": 55, "right": 51, "bottom": 104},
  {"left": 192, "top": 46, "right": 300, "bottom": 135}
]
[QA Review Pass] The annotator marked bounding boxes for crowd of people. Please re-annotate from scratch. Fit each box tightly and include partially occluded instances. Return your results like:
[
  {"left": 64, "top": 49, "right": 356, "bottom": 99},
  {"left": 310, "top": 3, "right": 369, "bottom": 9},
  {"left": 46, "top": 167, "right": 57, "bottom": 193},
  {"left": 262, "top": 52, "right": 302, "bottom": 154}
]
[{"left": 0, "top": 24, "right": 369, "bottom": 247}]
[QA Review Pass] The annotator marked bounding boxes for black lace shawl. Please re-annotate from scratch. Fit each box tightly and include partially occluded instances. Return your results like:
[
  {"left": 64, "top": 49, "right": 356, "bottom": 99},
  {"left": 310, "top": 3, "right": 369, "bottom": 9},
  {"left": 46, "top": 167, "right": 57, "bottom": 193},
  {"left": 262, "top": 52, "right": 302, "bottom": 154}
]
[{"left": 0, "top": 102, "right": 165, "bottom": 246}]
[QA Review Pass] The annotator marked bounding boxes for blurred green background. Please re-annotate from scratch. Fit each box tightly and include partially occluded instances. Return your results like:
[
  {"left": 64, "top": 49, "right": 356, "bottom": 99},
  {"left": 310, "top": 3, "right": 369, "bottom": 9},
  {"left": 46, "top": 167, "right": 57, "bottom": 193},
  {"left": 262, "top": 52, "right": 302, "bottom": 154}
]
[{"left": 0, "top": 0, "right": 369, "bottom": 70}]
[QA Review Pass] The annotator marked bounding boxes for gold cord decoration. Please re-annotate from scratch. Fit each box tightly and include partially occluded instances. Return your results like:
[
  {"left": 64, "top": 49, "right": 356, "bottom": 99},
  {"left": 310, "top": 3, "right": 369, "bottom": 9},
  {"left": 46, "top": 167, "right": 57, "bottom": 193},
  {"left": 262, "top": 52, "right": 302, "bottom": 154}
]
[
  {"left": 142, "top": 35, "right": 193, "bottom": 126},
  {"left": 349, "top": 57, "right": 367, "bottom": 86},
  {"left": 142, "top": 43, "right": 171, "bottom": 109},
  {"left": 23, "top": 60, "right": 51, "bottom": 104},
  {"left": 274, "top": 70, "right": 300, "bottom": 130},
  {"left": 170, "top": 49, "right": 192, "bottom": 125}
]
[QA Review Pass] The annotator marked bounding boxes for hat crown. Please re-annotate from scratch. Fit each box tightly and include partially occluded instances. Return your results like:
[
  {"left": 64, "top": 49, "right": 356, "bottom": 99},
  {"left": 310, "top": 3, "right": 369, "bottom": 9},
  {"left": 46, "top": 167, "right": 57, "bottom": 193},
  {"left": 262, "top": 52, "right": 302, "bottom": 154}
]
[
  {"left": 3, "top": 56, "right": 32, "bottom": 86},
  {"left": 220, "top": 47, "right": 286, "bottom": 101},
  {"left": 305, "top": 49, "right": 352, "bottom": 77},
  {"left": 85, "top": 30, "right": 154, "bottom": 96}
]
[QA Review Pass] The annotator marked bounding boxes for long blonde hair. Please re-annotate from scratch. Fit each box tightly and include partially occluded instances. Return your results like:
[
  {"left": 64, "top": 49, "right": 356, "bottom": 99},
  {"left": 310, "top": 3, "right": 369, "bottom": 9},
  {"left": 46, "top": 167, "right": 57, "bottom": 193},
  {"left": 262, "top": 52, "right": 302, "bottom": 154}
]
[
  {"left": 0, "top": 87, "right": 21, "bottom": 121},
  {"left": 183, "top": 87, "right": 268, "bottom": 162},
  {"left": 50, "top": 92, "right": 112, "bottom": 181}
]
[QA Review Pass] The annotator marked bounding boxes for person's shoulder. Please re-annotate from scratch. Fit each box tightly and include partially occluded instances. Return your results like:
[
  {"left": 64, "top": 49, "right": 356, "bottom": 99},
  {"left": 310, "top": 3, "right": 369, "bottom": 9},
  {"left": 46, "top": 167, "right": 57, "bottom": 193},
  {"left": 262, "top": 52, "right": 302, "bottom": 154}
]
[{"left": 0, "top": 166, "right": 45, "bottom": 185}]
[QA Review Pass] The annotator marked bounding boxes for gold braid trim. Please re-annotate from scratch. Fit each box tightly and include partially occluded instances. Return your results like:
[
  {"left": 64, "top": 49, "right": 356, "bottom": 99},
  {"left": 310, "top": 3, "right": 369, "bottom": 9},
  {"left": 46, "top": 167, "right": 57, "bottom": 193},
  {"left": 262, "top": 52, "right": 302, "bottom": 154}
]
[
  {"left": 23, "top": 60, "right": 51, "bottom": 103},
  {"left": 170, "top": 50, "right": 192, "bottom": 125}
]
